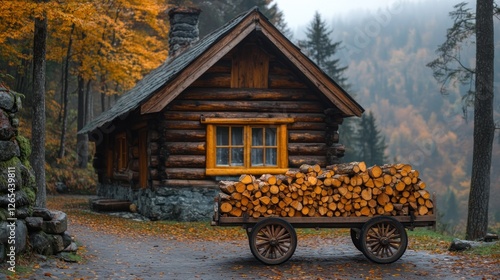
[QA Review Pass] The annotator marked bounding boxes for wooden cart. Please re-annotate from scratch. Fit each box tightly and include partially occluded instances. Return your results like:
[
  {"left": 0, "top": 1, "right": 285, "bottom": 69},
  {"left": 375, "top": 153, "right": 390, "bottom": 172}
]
[{"left": 211, "top": 195, "right": 436, "bottom": 265}]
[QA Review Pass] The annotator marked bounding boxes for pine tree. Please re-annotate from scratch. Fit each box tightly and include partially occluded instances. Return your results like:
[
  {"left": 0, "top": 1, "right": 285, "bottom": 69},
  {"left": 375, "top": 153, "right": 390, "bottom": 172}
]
[
  {"left": 182, "top": 0, "right": 292, "bottom": 38},
  {"left": 352, "top": 111, "right": 387, "bottom": 166},
  {"left": 444, "top": 187, "right": 459, "bottom": 226},
  {"left": 298, "top": 12, "right": 357, "bottom": 162},
  {"left": 299, "top": 11, "right": 348, "bottom": 88}
]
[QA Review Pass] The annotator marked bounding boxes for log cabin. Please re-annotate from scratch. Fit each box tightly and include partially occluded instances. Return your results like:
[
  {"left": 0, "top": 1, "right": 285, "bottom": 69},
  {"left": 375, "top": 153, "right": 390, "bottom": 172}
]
[{"left": 78, "top": 7, "right": 364, "bottom": 221}]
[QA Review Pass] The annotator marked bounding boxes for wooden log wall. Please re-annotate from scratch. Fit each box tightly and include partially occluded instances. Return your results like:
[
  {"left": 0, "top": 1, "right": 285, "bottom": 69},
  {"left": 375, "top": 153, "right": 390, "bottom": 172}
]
[
  {"left": 159, "top": 39, "right": 345, "bottom": 187},
  {"left": 92, "top": 114, "right": 162, "bottom": 189}
]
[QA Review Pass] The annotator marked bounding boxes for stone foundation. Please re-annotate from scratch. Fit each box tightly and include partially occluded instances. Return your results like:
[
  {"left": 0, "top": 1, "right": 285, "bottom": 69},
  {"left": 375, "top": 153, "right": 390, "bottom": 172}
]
[{"left": 96, "top": 184, "right": 218, "bottom": 221}]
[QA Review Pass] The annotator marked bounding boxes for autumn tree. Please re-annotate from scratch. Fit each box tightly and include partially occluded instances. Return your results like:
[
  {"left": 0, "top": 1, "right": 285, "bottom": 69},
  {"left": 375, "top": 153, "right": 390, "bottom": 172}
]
[
  {"left": 44, "top": 0, "right": 169, "bottom": 167},
  {"left": 0, "top": 1, "right": 35, "bottom": 96},
  {"left": 1, "top": 0, "right": 169, "bottom": 182},
  {"left": 427, "top": 0, "right": 496, "bottom": 240}
]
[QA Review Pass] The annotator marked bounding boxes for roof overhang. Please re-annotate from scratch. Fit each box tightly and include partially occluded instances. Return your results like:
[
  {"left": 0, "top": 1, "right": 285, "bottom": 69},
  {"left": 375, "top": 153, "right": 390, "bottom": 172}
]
[{"left": 140, "top": 10, "right": 364, "bottom": 117}]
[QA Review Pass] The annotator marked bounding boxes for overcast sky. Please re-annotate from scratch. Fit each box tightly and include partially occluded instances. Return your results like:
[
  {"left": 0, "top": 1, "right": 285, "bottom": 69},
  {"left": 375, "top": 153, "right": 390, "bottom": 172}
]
[{"left": 273, "top": 0, "right": 417, "bottom": 33}]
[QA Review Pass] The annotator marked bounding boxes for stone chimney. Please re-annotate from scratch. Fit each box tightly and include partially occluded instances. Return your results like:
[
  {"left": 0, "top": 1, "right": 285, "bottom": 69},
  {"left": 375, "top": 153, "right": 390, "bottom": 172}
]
[{"left": 168, "top": 7, "right": 201, "bottom": 57}]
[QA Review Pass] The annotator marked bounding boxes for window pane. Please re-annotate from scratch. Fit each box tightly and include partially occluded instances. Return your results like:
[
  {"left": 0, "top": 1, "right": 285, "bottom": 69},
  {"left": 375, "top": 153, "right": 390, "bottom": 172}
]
[
  {"left": 216, "top": 127, "right": 229, "bottom": 145},
  {"left": 231, "top": 148, "right": 244, "bottom": 166},
  {"left": 265, "top": 128, "right": 277, "bottom": 146},
  {"left": 266, "top": 148, "right": 277, "bottom": 166},
  {"left": 216, "top": 148, "right": 229, "bottom": 165},
  {"left": 252, "top": 128, "right": 263, "bottom": 146},
  {"left": 251, "top": 148, "right": 264, "bottom": 166},
  {"left": 231, "top": 127, "right": 243, "bottom": 145}
]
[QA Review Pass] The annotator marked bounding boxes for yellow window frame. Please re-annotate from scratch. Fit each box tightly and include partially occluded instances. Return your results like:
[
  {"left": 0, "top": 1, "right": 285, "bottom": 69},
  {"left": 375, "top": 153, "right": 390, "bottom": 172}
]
[{"left": 202, "top": 118, "right": 293, "bottom": 176}]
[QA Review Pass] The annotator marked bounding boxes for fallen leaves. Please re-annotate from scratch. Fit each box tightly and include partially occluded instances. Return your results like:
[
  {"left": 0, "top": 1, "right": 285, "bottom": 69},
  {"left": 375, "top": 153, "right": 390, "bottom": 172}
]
[{"left": 39, "top": 195, "right": 500, "bottom": 280}]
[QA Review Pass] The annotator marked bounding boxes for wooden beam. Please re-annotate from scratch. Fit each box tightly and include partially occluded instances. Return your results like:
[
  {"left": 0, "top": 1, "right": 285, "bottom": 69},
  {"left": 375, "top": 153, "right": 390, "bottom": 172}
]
[{"left": 201, "top": 117, "right": 294, "bottom": 124}]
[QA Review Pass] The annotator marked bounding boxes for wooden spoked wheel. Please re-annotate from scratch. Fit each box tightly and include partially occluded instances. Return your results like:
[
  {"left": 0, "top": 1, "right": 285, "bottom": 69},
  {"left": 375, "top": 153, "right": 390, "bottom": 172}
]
[
  {"left": 360, "top": 217, "right": 408, "bottom": 264},
  {"left": 249, "top": 218, "right": 297, "bottom": 265},
  {"left": 350, "top": 228, "right": 362, "bottom": 251}
]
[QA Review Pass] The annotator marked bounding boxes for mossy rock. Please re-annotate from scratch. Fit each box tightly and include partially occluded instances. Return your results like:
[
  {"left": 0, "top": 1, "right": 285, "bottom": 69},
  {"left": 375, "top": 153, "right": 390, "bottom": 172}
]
[
  {"left": 16, "top": 135, "right": 31, "bottom": 163},
  {"left": 0, "top": 208, "right": 7, "bottom": 221},
  {"left": 14, "top": 92, "right": 24, "bottom": 111},
  {"left": 20, "top": 164, "right": 36, "bottom": 191},
  {"left": 0, "top": 157, "right": 21, "bottom": 192},
  {"left": 23, "top": 187, "right": 36, "bottom": 208}
]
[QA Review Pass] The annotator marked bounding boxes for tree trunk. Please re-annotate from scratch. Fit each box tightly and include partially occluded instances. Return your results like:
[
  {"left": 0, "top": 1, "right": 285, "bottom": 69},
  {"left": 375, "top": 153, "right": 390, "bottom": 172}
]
[
  {"left": 85, "top": 79, "right": 92, "bottom": 123},
  {"left": 466, "top": 0, "right": 494, "bottom": 241},
  {"left": 58, "top": 24, "right": 74, "bottom": 159},
  {"left": 77, "top": 75, "right": 88, "bottom": 168},
  {"left": 31, "top": 2, "right": 47, "bottom": 208}
]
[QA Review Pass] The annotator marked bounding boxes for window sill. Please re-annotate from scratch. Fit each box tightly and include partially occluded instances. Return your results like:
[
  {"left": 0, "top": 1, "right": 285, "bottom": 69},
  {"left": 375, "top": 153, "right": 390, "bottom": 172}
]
[{"left": 206, "top": 168, "right": 289, "bottom": 176}]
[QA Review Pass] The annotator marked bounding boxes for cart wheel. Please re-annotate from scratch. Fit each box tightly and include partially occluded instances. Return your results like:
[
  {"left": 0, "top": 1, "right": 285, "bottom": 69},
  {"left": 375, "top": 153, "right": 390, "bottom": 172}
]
[
  {"left": 249, "top": 218, "right": 297, "bottom": 265},
  {"left": 350, "top": 228, "right": 362, "bottom": 251},
  {"left": 360, "top": 216, "right": 408, "bottom": 264}
]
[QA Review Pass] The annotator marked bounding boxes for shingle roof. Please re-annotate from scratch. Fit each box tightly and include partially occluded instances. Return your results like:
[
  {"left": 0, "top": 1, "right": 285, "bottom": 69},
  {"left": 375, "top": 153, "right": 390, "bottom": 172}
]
[{"left": 79, "top": 8, "right": 257, "bottom": 135}]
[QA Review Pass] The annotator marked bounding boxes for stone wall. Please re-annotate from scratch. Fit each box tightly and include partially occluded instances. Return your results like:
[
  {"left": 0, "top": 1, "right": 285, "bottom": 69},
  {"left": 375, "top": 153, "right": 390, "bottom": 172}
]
[
  {"left": 97, "top": 184, "right": 218, "bottom": 221},
  {"left": 0, "top": 84, "right": 74, "bottom": 264}
]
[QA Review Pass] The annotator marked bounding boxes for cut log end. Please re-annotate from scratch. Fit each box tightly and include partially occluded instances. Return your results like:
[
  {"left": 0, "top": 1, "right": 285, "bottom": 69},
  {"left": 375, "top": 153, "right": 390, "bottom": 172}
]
[{"left": 218, "top": 163, "right": 433, "bottom": 218}]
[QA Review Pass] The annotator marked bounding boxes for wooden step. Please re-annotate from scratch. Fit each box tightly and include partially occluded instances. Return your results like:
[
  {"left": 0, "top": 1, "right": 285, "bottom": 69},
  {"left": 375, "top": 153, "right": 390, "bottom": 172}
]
[{"left": 91, "top": 199, "right": 132, "bottom": 212}]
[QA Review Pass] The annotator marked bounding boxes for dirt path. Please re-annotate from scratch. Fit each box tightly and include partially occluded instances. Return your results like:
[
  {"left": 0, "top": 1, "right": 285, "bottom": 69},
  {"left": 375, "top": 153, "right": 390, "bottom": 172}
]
[{"left": 13, "top": 222, "right": 499, "bottom": 280}]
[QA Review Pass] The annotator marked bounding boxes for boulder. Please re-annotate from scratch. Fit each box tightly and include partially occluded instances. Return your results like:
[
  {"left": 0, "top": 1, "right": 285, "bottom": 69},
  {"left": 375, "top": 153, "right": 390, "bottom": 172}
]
[
  {"left": 25, "top": 216, "right": 44, "bottom": 232},
  {"left": 0, "top": 90, "right": 15, "bottom": 111},
  {"left": 0, "top": 140, "right": 19, "bottom": 161},
  {"left": 0, "top": 191, "right": 30, "bottom": 208},
  {"left": 15, "top": 219, "right": 27, "bottom": 253},
  {"left": 15, "top": 206, "right": 31, "bottom": 219},
  {"left": 63, "top": 242, "right": 78, "bottom": 252},
  {"left": 448, "top": 238, "right": 498, "bottom": 251},
  {"left": 0, "top": 221, "right": 8, "bottom": 243},
  {"left": 0, "top": 110, "right": 14, "bottom": 140},
  {"left": 61, "top": 231, "right": 72, "bottom": 248},
  {"left": 30, "top": 231, "right": 53, "bottom": 255},
  {"left": 41, "top": 210, "right": 67, "bottom": 234},
  {"left": 0, "top": 243, "right": 5, "bottom": 263},
  {"left": 449, "top": 239, "right": 472, "bottom": 251},
  {"left": 32, "top": 207, "right": 54, "bottom": 221},
  {"left": 0, "top": 220, "right": 28, "bottom": 253},
  {"left": 50, "top": 234, "right": 65, "bottom": 253}
]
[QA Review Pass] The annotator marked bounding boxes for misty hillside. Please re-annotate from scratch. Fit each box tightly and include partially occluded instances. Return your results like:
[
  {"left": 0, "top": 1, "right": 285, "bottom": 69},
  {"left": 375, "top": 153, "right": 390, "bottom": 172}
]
[{"left": 290, "top": 0, "right": 500, "bottom": 226}]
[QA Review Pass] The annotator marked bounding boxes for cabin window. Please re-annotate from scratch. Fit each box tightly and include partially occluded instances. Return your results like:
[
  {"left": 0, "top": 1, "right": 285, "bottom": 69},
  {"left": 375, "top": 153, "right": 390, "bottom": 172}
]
[
  {"left": 250, "top": 127, "right": 277, "bottom": 166},
  {"left": 202, "top": 118, "right": 293, "bottom": 176},
  {"left": 115, "top": 132, "right": 128, "bottom": 172}
]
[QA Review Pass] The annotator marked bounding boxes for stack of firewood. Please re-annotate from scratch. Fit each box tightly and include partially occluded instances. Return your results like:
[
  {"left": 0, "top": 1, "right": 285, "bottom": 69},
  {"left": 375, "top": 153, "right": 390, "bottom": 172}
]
[{"left": 218, "top": 162, "right": 434, "bottom": 218}]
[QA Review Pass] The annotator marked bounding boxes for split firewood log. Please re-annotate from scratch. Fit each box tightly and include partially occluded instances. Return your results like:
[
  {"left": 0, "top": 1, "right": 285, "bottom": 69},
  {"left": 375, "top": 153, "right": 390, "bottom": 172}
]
[{"left": 217, "top": 163, "right": 434, "bottom": 218}]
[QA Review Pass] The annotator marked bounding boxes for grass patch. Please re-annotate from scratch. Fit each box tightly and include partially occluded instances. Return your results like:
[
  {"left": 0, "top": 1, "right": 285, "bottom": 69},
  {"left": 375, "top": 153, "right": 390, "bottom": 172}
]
[
  {"left": 407, "top": 228, "right": 452, "bottom": 253},
  {"left": 465, "top": 241, "right": 500, "bottom": 256},
  {"left": 58, "top": 252, "right": 83, "bottom": 263},
  {"left": 0, "top": 253, "right": 38, "bottom": 279}
]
